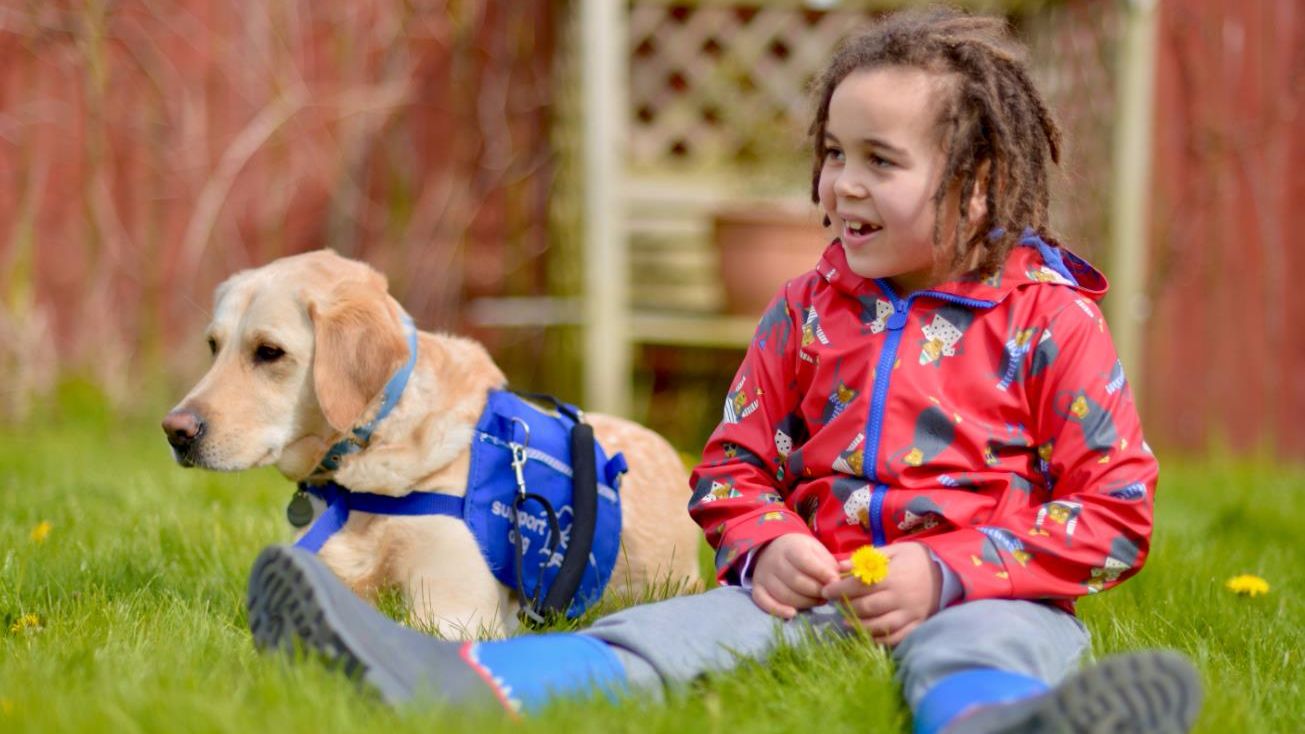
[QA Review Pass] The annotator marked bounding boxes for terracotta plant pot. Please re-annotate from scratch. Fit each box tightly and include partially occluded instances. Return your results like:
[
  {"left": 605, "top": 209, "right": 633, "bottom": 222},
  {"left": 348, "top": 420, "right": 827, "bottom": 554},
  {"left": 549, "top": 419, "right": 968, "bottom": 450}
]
[{"left": 713, "top": 202, "right": 832, "bottom": 317}]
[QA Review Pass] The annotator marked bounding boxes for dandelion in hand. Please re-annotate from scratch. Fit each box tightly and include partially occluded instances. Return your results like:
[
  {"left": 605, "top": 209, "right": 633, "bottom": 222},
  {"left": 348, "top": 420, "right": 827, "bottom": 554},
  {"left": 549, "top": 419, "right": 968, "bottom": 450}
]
[
  {"left": 9, "top": 613, "right": 41, "bottom": 634},
  {"left": 30, "top": 521, "right": 51, "bottom": 543},
  {"left": 848, "top": 545, "right": 890, "bottom": 586},
  {"left": 1225, "top": 574, "right": 1270, "bottom": 597}
]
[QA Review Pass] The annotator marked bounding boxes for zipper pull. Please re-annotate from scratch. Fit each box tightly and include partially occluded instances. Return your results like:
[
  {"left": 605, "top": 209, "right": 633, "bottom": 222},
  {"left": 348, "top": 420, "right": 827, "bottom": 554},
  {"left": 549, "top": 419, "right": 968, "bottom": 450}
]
[{"left": 886, "top": 300, "right": 910, "bottom": 331}]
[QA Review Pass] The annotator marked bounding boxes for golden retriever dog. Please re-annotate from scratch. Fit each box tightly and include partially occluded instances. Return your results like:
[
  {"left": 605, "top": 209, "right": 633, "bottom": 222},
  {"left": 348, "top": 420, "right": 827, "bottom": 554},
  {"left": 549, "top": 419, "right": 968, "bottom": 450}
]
[{"left": 163, "top": 249, "right": 702, "bottom": 637}]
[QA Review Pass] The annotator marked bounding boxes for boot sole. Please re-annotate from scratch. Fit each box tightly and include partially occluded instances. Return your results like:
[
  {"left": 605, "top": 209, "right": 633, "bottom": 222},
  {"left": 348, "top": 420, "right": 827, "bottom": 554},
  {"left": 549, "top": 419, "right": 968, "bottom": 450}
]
[
  {"left": 246, "top": 545, "right": 413, "bottom": 704},
  {"left": 952, "top": 650, "right": 1202, "bottom": 734}
]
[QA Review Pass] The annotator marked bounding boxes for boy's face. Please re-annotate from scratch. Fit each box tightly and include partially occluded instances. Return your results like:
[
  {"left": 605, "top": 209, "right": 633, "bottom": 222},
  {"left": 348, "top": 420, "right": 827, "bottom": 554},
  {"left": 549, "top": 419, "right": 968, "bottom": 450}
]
[{"left": 817, "top": 65, "right": 953, "bottom": 295}]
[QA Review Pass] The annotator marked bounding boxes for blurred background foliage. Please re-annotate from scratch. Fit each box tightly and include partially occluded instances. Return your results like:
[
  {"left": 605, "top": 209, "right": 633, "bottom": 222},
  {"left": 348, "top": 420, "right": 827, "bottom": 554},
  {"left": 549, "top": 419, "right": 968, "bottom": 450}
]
[{"left": 0, "top": 0, "right": 1300, "bottom": 458}]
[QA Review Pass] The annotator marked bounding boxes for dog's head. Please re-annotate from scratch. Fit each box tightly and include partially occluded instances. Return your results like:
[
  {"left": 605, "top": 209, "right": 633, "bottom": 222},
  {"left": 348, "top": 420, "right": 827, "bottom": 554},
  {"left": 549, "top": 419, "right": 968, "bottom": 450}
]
[{"left": 163, "top": 249, "right": 411, "bottom": 477}]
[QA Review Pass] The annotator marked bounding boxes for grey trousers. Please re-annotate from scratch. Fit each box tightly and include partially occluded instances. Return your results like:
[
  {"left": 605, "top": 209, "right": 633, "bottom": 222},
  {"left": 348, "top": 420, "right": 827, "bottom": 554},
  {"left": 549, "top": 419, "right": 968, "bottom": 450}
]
[{"left": 580, "top": 586, "right": 1090, "bottom": 709}]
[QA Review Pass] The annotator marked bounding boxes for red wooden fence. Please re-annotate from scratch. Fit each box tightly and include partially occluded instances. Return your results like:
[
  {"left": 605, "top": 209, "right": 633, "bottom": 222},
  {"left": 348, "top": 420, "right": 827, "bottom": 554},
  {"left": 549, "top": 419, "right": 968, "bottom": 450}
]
[
  {"left": 1144, "top": 0, "right": 1304, "bottom": 457},
  {"left": 0, "top": 0, "right": 558, "bottom": 416}
]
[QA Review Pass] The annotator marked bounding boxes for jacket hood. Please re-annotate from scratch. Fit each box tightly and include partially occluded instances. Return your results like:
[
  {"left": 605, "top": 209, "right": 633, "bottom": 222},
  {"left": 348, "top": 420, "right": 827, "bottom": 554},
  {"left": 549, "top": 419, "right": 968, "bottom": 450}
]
[{"left": 814, "top": 231, "right": 1109, "bottom": 305}]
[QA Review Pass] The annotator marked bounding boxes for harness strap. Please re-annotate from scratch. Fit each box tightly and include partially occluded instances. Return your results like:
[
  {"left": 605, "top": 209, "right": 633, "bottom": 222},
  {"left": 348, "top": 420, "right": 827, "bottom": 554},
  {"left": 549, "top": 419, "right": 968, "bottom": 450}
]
[{"left": 293, "top": 481, "right": 465, "bottom": 553}]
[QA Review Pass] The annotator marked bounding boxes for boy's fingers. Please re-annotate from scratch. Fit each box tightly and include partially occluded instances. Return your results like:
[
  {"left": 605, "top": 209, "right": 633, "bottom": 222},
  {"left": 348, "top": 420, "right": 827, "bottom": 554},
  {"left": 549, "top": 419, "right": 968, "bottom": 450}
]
[
  {"left": 884, "top": 620, "right": 921, "bottom": 647},
  {"left": 821, "top": 575, "right": 876, "bottom": 601},
  {"left": 849, "top": 588, "right": 894, "bottom": 620},
  {"left": 790, "top": 543, "right": 840, "bottom": 584},
  {"left": 752, "top": 585, "right": 796, "bottom": 619},
  {"left": 781, "top": 567, "right": 828, "bottom": 600},
  {"left": 860, "top": 609, "right": 907, "bottom": 644},
  {"left": 768, "top": 574, "right": 823, "bottom": 610}
]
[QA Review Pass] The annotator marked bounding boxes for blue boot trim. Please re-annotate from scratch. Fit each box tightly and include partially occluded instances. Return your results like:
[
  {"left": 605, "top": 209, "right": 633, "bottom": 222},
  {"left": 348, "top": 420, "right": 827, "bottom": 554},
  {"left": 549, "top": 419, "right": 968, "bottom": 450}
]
[
  {"left": 913, "top": 669, "right": 1049, "bottom": 734},
  {"left": 460, "top": 634, "right": 628, "bottom": 715}
]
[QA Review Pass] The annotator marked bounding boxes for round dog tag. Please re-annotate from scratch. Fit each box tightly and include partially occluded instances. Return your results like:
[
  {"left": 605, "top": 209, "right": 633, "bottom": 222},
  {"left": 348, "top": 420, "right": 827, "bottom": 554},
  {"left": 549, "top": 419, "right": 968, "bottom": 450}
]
[{"left": 286, "top": 492, "right": 315, "bottom": 528}]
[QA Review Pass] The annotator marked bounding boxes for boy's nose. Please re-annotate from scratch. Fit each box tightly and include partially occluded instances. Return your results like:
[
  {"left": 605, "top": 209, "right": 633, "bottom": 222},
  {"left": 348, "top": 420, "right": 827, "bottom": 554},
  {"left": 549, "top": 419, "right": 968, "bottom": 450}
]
[{"left": 833, "top": 170, "right": 868, "bottom": 199}]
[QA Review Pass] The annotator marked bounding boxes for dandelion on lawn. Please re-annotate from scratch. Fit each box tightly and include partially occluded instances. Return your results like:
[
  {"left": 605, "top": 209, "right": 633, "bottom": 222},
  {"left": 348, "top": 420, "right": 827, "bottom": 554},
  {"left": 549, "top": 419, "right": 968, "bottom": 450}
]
[
  {"left": 30, "top": 521, "right": 51, "bottom": 543},
  {"left": 848, "top": 545, "right": 890, "bottom": 586},
  {"left": 1225, "top": 574, "right": 1270, "bottom": 597},
  {"left": 9, "top": 614, "right": 41, "bottom": 634},
  {"left": 0, "top": 697, "right": 12, "bottom": 716}
]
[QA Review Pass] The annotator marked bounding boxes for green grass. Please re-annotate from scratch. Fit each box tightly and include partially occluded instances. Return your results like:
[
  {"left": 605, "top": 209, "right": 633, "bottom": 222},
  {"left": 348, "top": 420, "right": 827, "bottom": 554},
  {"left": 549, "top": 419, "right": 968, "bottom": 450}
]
[{"left": 1, "top": 412, "right": 1302, "bottom": 733}]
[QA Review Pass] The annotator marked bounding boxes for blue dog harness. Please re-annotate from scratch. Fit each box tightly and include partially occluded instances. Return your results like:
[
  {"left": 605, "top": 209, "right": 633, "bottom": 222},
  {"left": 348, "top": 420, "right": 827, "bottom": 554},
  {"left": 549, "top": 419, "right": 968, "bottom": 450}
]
[{"left": 291, "top": 380, "right": 627, "bottom": 620}]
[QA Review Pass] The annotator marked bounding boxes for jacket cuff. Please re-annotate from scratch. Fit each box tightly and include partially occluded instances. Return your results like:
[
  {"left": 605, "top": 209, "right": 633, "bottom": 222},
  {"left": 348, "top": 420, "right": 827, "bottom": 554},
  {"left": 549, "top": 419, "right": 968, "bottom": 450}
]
[
  {"left": 915, "top": 528, "right": 1016, "bottom": 602},
  {"left": 713, "top": 508, "right": 812, "bottom": 584}
]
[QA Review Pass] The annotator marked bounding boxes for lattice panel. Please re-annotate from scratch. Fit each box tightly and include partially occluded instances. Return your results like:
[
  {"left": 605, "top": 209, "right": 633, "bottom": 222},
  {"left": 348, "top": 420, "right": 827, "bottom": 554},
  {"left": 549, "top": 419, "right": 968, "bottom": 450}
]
[
  {"left": 623, "top": 0, "right": 1124, "bottom": 313},
  {"left": 629, "top": 4, "right": 869, "bottom": 172}
]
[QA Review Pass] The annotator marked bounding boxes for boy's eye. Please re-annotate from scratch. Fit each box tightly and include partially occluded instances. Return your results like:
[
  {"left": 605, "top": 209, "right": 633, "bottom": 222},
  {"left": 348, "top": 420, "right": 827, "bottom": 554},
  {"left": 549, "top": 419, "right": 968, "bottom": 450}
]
[
  {"left": 870, "top": 154, "right": 893, "bottom": 168},
  {"left": 825, "top": 147, "right": 845, "bottom": 162}
]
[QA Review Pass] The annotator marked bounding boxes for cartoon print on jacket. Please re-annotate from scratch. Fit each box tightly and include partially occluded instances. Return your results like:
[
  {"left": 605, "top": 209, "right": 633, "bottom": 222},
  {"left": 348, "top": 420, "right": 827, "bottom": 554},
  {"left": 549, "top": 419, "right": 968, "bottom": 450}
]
[
  {"left": 795, "top": 493, "right": 822, "bottom": 534},
  {"left": 889, "top": 404, "right": 957, "bottom": 470},
  {"left": 801, "top": 306, "right": 831, "bottom": 348},
  {"left": 919, "top": 304, "right": 975, "bottom": 366},
  {"left": 1105, "top": 480, "right": 1147, "bottom": 501},
  {"left": 773, "top": 412, "right": 810, "bottom": 483},
  {"left": 1053, "top": 390, "right": 1120, "bottom": 457},
  {"left": 690, "top": 475, "right": 742, "bottom": 507},
  {"left": 939, "top": 474, "right": 981, "bottom": 490},
  {"left": 1031, "top": 500, "right": 1083, "bottom": 546},
  {"left": 896, "top": 496, "right": 945, "bottom": 533},
  {"left": 973, "top": 526, "right": 1034, "bottom": 579},
  {"left": 831, "top": 432, "right": 866, "bottom": 476},
  {"left": 723, "top": 371, "right": 760, "bottom": 424},
  {"left": 860, "top": 296, "right": 894, "bottom": 335},
  {"left": 1007, "top": 473, "right": 1036, "bottom": 496},
  {"left": 832, "top": 476, "right": 872, "bottom": 527},
  {"left": 995, "top": 327, "right": 1037, "bottom": 390},
  {"left": 756, "top": 297, "right": 793, "bottom": 355},
  {"left": 821, "top": 363, "right": 859, "bottom": 424},
  {"left": 1085, "top": 535, "right": 1141, "bottom": 593},
  {"left": 688, "top": 238, "right": 1157, "bottom": 615},
  {"left": 1104, "top": 359, "right": 1127, "bottom": 395},
  {"left": 994, "top": 308, "right": 1058, "bottom": 391}
]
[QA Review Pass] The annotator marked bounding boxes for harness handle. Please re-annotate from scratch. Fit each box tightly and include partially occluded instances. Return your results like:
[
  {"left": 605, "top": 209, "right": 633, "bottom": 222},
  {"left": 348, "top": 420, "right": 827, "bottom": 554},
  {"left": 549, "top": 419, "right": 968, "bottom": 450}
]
[
  {"left": 538, "top": 420, "right": 598, "bottom": 617},
  {"left": 507, "top": 389, "right": 602, "bottom": 623},
  {"left": 511, "top": 390, "right": 583, "bottom": 424}
]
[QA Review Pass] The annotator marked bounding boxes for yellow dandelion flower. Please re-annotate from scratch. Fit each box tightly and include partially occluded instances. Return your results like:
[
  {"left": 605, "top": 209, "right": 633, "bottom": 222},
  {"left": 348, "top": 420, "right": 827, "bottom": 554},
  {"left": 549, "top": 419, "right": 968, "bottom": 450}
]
[
  {"left": 1225, "top": 574, "right": 1270, "bottom": 597},
  {"left": 0, "top": 697, "right": 12, "bottom": 716},
  {"left": 30, "top": 521, "right": 52, "bottom": 543},
  {"left": 848, "top": 545, "right": 890, "bottom": 586},
  {"left": 9, "top": 613, "right": 41, "bottom": 634}
]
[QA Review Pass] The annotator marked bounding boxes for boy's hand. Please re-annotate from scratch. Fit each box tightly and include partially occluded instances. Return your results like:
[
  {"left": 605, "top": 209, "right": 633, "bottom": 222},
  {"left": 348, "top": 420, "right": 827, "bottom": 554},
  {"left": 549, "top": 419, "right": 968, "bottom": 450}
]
[
  {"left": 820, "top": 542, "right": 942, "bottom": 647},
  {"left": 751, "top": 533, "right": 840, "bottom": 619}
]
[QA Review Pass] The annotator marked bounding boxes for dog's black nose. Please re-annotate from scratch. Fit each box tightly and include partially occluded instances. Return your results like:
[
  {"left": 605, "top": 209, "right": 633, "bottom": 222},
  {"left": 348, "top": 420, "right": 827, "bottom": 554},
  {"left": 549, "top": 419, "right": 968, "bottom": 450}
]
[{"left": 162, "top": 409, "right": 205, "bottom": 451}]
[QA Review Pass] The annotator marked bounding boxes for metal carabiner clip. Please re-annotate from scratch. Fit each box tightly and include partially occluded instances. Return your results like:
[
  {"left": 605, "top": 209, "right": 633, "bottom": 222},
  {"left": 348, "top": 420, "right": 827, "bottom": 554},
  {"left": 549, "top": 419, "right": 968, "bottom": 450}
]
[{"left": 508, "top": 416, "right": 531, "bottom": 498}]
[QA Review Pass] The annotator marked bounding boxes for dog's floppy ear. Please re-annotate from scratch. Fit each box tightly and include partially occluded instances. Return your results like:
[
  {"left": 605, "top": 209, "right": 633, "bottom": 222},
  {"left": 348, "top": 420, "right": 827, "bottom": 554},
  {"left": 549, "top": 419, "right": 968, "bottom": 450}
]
[{"left": 309, "top": 281, "right": 409, "bottom": 433}]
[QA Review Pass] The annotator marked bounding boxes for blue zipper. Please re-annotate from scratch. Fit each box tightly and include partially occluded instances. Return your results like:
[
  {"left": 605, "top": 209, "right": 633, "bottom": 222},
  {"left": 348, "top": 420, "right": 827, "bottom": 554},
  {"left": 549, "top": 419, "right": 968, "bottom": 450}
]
[{"left": 862, "top": 281, "right": 998, "bottom": 546}]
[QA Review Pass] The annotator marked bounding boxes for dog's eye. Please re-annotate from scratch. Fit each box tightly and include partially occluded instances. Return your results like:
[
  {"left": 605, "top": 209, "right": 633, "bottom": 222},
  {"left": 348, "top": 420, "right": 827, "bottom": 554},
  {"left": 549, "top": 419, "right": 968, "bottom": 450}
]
[{"left": 254, "top": 344, "right": 286, "bottom": 363}]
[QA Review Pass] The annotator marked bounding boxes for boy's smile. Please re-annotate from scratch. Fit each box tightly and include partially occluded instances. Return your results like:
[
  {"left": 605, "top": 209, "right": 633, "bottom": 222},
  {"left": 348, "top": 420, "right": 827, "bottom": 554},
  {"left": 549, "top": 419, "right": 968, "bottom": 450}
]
[{"left": 818, "top": 65, "right": 953, "bottom": 294}]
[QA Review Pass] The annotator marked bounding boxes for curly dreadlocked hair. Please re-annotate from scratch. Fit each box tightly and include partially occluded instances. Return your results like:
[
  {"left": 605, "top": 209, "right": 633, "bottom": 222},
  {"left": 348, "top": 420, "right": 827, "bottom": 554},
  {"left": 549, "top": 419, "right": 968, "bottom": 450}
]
[{"left": 809, "top": 6, "right": 1063, "bottom": 278}]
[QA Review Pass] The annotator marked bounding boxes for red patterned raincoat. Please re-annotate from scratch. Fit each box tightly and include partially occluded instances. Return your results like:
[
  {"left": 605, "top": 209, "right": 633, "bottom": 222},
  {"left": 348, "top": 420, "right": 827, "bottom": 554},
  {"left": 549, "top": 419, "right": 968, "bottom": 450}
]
[{"left": 689, "top": 234, "right": 1156, "bottom": 613}]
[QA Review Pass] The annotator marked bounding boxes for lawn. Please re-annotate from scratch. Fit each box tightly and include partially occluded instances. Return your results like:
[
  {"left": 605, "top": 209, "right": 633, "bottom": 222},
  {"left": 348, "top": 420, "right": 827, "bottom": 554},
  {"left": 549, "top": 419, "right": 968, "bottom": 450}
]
[{"left": 1, "top": 401, "right": 1301, "bottom": 733}]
